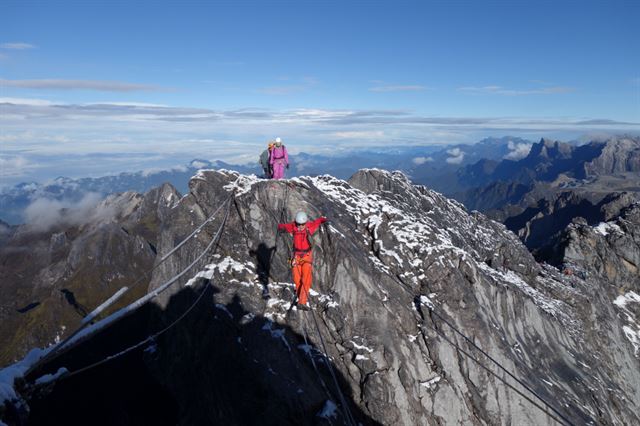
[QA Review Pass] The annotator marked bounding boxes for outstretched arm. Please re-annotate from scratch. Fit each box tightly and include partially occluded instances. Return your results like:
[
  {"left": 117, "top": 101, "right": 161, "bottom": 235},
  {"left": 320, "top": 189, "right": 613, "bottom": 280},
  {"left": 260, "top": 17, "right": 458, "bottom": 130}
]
[
  {"left": 307, "top": 216, "right": 327, "bottom": 234},
  {"left": 278, "top": 222, "right": 295, "bottom": 233}
]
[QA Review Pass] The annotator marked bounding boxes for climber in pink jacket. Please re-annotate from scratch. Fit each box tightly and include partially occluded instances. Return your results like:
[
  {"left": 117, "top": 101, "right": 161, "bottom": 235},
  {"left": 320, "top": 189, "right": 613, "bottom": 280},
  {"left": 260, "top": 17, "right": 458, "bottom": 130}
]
[{"left": 269, "top": 137, "right": 289, "bottom": 179}]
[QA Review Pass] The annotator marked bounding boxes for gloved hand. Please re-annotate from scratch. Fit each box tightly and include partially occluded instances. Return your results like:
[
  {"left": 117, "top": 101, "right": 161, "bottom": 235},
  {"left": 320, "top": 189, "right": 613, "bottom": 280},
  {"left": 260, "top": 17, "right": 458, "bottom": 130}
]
[{"left": 286, "top": 164, "right": 290, "bottom": 169}]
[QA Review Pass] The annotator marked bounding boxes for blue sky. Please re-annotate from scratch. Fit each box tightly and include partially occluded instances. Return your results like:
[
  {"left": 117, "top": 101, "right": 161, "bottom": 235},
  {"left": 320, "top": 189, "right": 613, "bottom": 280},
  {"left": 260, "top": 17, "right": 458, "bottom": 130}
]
[{"left": 1, "top": 0, "right": 639, "bottom": 184}]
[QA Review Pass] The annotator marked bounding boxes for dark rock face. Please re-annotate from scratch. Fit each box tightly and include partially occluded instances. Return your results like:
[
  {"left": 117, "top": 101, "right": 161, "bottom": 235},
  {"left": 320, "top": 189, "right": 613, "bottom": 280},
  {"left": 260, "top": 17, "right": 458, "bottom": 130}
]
[
  {"left": 454, "top": 180, "right": 533, "bottom": 213},
  {"left": 505, "top": 191, "right": 640, "bottom": 251},
  {"left": 4, "top": 170, "right": 640, "bottom": 425},
  {"left": 0, "top": 184, "right": 180, "bottom": 365},
  {"left": 0, "top": 220, "right": 14, "bottom": 246}
]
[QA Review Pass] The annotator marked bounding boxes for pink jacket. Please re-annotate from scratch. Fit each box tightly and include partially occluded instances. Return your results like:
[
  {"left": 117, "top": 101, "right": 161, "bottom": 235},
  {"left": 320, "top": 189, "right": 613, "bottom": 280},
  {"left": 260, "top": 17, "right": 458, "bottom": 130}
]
[{"left": 269, "top": 145, "right": 288, "bottom": 165}]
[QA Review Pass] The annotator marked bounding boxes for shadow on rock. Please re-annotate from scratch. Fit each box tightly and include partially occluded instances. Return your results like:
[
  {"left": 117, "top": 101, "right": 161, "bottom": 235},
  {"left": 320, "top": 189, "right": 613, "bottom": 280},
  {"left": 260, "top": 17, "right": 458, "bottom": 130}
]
[
  {"left": 24, "top": 280, "right": 379, "bottom": 426},
  {"left": 60, "top": 289, "right": 89, "bottom": 318},
  {"left": 249, "top": 242, "right": 277, "bottom": 299}
]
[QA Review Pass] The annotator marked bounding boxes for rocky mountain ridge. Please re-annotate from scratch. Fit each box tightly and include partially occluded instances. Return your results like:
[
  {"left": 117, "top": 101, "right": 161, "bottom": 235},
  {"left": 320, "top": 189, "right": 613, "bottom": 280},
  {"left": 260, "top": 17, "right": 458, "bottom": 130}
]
[
  {"left": 538, "top": 201, "right": 640, "bottom": 358},
  {"left": 0, "top": 184, "right": 182, "bottom": 366},
  {"left": 1, "top": 169, "right": 639, "bottom": 425},
  {"left": 455, "top": 137, "right": 640, "bottom": 247}
]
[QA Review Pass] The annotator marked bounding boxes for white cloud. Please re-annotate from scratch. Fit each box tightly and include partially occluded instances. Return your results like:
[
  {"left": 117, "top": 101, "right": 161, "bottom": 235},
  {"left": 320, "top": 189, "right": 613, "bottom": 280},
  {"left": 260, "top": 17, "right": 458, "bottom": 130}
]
[
  {"left": 369, "top": 85, "right": 428, "bottom": 92},
  {"left": 1, "top": 100, "right": 634, "bottom": 131},
  {"left": 331, "top": 130, "right": 385, "bottom": 139},
  {"left": 258, "top": 85, "right": 307, "bottom": 95},
  {"left": 94, "top": 101, "right": 169, "bottom": 107},
  {"left": 1, "top": 97, "right": 637, "bottom": 186},
  {"left": 190, "top": 160, "right": 208, "bottom": 169},
  {"left": 458, "top": 85, "right": 575, "bottom": 96},
  {"left": 0, "top": 78, "right": 165, "bottom": 92},
  {"left": 0, "top": 97, "right": 55, "bottom": 106},
  {"left": 23, "top": 193, "right": 110, "bottom": 232},
  {"left": 0, "top": 42, "right": 36, "bottom": 50},
  {"left": 412, "top": 156, "right": 433, "bottom": 165},
  {"left": 503, "top": 140, "right": 533, "bottom": 160},
  {"left": 139, "top": 164, "right": 187, "bottom": 177},
  {"left": 258, "top": 76, "right": 318, "bottom": 95},
  {"left": 0, "top": 155, "right": 32, "bottom": 177},
  {"left": 446, "top": 147, "right": 465, "bottom": 164}
]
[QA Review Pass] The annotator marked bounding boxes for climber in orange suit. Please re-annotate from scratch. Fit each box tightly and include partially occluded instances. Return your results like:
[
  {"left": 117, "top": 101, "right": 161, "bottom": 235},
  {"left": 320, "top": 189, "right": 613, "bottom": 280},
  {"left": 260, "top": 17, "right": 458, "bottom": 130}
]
[{"left": 277, "top": 211, "right": 327, "bottom": 310}]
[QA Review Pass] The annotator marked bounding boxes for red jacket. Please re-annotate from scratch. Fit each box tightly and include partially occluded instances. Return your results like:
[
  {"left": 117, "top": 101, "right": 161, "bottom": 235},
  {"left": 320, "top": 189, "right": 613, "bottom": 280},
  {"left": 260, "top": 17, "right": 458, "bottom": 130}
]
[{"left": 278, "top": 217, "right": 327, "bottom": 254}]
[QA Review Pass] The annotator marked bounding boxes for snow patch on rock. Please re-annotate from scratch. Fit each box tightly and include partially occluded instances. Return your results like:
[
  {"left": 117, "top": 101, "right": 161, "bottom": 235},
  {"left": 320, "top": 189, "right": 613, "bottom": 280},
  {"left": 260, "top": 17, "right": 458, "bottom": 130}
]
[
  {"left": 317, "top": 399, "right": 338, "bottom": 420},
  {"left": 593, "top": 221, "right": 623, "bottom": 236},
  {"left": 0, "top": 347, "right": 50, "bottom": 406},
  {"left": 614, "top": 291, "right": 640, "bottom": 356}
]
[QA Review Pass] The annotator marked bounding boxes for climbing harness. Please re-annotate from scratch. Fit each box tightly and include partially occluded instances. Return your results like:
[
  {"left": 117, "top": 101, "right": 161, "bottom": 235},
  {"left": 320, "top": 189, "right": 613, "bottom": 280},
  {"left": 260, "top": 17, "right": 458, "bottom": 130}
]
[
  {"left": 254, "top": 182, "right": 353, "bottom": 423},
  {"left": 289, "top": 248, "right": 311, "bottom": 268}
]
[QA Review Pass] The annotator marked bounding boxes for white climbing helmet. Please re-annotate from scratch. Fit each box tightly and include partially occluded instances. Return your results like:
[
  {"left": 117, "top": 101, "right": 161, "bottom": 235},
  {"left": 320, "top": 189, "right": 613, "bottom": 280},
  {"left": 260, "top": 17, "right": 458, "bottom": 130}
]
[
  {"left": 275, "top": 137, "right": 281, "bottom": 143},
  {"left": 295, "top": 211, "right": 308, "bottom": 224}
]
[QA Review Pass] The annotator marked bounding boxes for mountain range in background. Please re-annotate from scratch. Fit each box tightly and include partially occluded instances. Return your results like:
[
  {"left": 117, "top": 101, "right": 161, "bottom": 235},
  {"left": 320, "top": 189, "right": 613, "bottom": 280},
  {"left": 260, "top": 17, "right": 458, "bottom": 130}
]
[
  {"left": 453, "top": 136, "right": 640, "bottom": 251},
  {"left": 2, "top": 135, "right": 638, "bottom": 256},
  {"left": 0, "top": 136, "right": 534, "bottom": 226}
]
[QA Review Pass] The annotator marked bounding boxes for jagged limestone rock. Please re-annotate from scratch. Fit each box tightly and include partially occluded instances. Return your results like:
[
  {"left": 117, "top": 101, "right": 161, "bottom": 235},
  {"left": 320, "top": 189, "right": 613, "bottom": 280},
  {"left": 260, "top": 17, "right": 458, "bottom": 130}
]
[
  {"left": 143, "top": 169, "right": 639, "bottom": 425},
  {"left": 4, "top": 170, "right": 639, "bottom": 425}
]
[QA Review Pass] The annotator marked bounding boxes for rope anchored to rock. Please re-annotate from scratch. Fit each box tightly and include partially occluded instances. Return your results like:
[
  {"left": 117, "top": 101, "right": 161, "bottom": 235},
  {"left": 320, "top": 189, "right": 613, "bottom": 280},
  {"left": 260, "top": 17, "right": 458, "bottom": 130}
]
[{"left": 27, "top": 194, "right": 233, "bottom": 384}]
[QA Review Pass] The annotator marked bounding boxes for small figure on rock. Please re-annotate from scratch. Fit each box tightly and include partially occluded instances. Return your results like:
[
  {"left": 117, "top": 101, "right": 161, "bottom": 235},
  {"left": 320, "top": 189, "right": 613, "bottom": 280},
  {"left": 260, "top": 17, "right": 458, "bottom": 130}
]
[
  {"left": 269, "top": 137, "right": 289, "bottom": 179},
  {"left": 259, "top": 141, "right": 275, "bottom": 179},
  {"left": 278, "top": 211, "right": 327, "bottom": 310}
]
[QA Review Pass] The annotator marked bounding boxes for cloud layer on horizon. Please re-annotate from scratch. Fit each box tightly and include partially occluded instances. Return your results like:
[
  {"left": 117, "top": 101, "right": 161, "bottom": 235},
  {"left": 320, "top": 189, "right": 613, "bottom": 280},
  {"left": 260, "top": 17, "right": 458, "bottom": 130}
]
[{"left": 1, "top": 97, "right": 638, "bottom": 184}]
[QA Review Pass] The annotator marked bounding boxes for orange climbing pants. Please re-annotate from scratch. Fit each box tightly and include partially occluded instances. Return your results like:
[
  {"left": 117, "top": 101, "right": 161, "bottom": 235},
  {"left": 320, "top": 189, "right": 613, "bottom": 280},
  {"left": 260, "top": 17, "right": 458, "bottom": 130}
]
[{"left": 292, "top": 252, "right": 313, "bottom": 305}]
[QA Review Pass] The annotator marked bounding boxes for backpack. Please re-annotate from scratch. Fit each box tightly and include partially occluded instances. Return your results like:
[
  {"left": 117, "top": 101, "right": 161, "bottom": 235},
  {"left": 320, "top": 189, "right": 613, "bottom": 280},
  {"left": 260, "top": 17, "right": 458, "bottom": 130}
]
[
  {"left": 292, "top": 224, "right": 313, "bottom": 252},
  {"left": 259, "top": 149, "right": 270, "bottom": 168},
  {"left": 272, "top": 145, "right": 286, "bottom": 160}
]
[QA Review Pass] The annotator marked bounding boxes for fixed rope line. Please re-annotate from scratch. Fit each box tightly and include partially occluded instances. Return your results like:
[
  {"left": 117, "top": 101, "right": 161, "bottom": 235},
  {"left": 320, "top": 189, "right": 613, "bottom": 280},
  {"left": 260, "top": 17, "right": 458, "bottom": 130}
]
[
  {"left": 37, "top": 196, "right": 232, "bottom": 384},
  {"left": 300, "top": 323, "right": 333, "bottom": 400},
  {"left": 305, "top": 310, "right": 357, "bottom": 426},
  {"left": 31, "top": 195, "right": 232, "bottom": 368},
  {"left": 63, "top": 278, "right": 211, "bottom": 381},
  {"left": 271, "top": 182, "right": 353, "bottom": 424},
  {"left": 345, "top": 230, "right": 574, "bottom": 425},
  {"left": 426, "top": 307, "right": 575, "bottom": 426},
  {"left": 157, "top": 196, "right": 232, "bottom": 263},
  {"left": 29, "top": 196, "right": 233, "bottom": 376},
  {"left": 423, "top": 318, "right": 573, "bottom": 426},
  {"left": 356, "top": 225, "right": 575, "bottom": 426}
]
